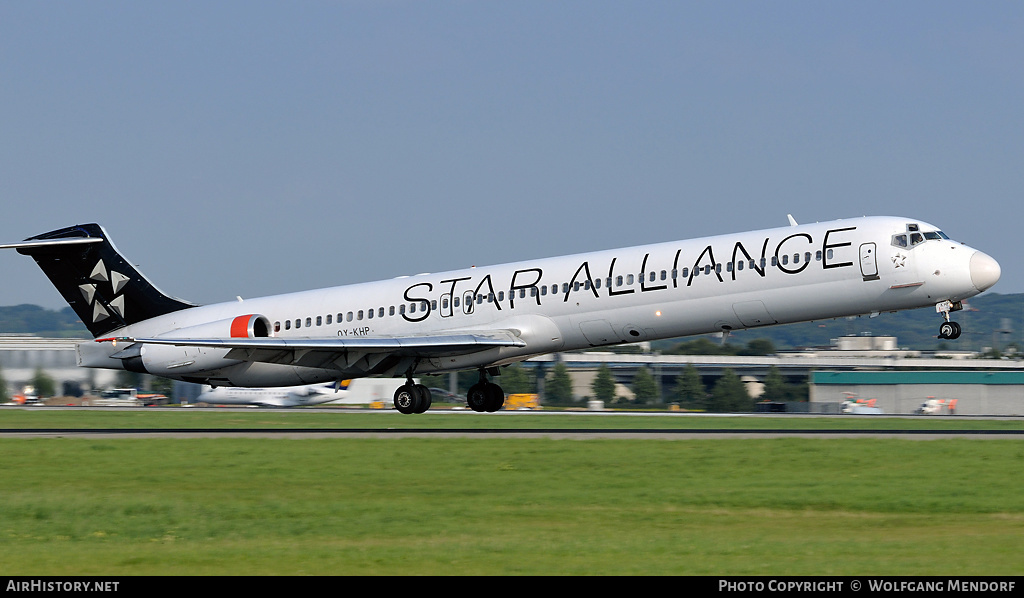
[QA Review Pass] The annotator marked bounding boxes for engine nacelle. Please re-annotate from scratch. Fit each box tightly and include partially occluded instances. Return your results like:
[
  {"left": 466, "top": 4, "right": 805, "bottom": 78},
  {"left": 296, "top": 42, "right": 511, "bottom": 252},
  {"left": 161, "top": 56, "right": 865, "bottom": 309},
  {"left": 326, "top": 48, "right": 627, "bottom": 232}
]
[
  {"left": 129, "top": 314, "right": 272, "bottom": 377},
  {"left": 160, "top": 313, "right": 273, "bottom": 340}
]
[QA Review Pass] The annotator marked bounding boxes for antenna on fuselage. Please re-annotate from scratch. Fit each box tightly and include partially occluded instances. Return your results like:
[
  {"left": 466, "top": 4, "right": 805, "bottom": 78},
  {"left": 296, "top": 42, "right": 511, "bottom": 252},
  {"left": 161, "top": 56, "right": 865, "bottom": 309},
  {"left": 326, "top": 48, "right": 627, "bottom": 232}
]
[{"left": 787, "top": 214, "right": 798, "bottom": 226}]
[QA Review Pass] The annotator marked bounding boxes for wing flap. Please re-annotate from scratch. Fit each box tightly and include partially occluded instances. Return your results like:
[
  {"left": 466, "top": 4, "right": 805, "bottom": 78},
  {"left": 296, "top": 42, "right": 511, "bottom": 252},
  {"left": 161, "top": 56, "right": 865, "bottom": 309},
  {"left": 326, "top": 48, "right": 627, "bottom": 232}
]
[{"left": 98, "top": 330, "right": 526, "bottom": 374}]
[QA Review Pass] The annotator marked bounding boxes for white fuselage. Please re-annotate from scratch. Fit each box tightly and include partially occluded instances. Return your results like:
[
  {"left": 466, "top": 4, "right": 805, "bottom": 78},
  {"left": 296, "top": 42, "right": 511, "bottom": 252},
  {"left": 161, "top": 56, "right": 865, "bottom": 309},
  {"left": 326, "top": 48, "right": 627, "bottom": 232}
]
[{"left": 76, "top": 216, "right": 999, "bottom": 387}]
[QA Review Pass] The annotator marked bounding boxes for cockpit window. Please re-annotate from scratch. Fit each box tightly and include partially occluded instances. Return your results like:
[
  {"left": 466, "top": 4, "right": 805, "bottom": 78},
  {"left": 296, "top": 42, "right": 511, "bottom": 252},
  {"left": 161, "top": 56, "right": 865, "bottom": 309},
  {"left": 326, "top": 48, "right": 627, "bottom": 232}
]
[{"left": 892, "top": 225, "right": 950, "bottom": 248}]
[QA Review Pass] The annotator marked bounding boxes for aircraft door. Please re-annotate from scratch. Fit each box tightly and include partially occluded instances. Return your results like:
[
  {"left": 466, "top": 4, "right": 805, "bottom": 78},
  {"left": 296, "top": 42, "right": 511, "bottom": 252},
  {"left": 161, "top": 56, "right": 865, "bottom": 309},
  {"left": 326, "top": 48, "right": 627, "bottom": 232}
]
[
  {"left": 579, "top": 320, "right": 619, "bottom": 346},
  {"left": 859, "top": 243, "right": 879, "bottom": 281}
]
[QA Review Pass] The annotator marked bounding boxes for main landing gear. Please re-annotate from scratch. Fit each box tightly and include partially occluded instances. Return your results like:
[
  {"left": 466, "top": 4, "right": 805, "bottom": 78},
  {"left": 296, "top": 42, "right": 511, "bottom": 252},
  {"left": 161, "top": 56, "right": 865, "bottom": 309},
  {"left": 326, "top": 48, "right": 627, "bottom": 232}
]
[
  {"left": 394, "top": 379, "right": 432, "bottom": 414},
  {"left": 936, "top": 300, "right": 963, "bottom": 340},
  {"left": 466, "top": 369, "right": 505, "bottom": 413},
  {"left": 394, "top": 368, "right": 505, "bottom": 414}
]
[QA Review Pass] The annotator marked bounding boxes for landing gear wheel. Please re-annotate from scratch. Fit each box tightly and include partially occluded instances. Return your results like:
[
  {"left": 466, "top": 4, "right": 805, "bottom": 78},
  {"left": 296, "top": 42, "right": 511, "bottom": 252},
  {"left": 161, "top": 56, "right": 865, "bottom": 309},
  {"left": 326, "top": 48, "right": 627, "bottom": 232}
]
[
  {"left": 483, "top": 382, "right": 504, "bottom": 412},
  {"left": 938, "top": 321, "right": 962, "bottom": 340},
  {"left": 467, "top": 383, "right": 488, "bottom": 412},
  {"left": 467, "top": 381, "right": 505, "bottom": 412},
  {"left": 394, "top": 384, "right": 421, "bottom": 414},
  {"left": 413, "top": 384, "right": 432, "bottom": 413}
]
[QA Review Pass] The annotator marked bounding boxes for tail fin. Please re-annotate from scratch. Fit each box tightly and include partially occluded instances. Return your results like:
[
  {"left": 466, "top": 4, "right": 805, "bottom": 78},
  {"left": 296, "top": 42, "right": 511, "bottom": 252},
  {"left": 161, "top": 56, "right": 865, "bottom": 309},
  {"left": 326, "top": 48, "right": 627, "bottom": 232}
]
[{"left": 3, "top": 224, "right": 196, "bottom": 337}]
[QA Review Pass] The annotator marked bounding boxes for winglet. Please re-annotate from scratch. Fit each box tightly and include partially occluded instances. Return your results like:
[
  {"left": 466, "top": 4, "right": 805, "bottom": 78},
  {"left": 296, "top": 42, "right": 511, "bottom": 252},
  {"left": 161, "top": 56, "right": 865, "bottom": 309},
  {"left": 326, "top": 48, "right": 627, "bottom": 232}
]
[{"left": 787, "top": 214, "right": 798, "bottom": 227}]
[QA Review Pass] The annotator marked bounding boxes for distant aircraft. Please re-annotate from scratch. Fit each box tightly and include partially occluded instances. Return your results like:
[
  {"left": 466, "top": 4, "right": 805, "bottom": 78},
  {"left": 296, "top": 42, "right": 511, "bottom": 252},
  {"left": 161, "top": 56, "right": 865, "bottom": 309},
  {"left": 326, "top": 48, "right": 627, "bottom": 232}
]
[
  {"left": 2, "top": 216, "right": 1000, "bottom": 413},
  {"left": 196, "top": 383, "right": 338, "bottom": 407},
  {"left": 196, "top": 378, "right": 413, "bottom": 407}
]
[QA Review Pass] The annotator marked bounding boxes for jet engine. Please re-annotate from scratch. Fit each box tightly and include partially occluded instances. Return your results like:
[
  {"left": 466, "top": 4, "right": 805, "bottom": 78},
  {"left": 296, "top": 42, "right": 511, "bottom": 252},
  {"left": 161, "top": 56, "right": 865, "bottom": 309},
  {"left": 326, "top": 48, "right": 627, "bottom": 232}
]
[{"left": 124, "top": 314, "right": 272, "bottom": 377}]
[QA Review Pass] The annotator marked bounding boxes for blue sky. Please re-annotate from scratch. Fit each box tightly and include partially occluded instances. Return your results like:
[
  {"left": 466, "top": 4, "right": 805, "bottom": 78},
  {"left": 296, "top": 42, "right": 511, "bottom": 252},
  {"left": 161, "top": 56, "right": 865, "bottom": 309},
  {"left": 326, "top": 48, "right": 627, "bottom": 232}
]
[{"left": 2, "top": 2, "right": 1021, "bottom": 309}]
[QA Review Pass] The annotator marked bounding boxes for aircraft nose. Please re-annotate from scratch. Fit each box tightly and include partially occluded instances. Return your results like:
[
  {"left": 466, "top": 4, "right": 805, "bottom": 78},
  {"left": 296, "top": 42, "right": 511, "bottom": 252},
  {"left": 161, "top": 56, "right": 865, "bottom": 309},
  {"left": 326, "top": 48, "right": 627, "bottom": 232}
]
[{"left": 970, "top": 251, "right": 1001, "bottom": 292}]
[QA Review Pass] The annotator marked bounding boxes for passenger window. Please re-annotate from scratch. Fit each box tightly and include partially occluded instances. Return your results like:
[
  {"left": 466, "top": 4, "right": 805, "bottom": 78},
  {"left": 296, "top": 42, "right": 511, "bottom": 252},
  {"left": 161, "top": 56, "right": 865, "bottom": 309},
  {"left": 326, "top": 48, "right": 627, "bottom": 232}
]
[
  {"left": 305, "top": 317, "right": 311, "bottom": 327},
  {"left": 274, "top": 322, "right": 281, "bottom": 332},
  {"left": 347, "top": 312, "right": 353, "bottom": 321},
  {"left": 357, "top": 310, "right": 363, "bottom": 320},
  {"left": 379, "top": 307, "right": 385, "bottom": 318}
]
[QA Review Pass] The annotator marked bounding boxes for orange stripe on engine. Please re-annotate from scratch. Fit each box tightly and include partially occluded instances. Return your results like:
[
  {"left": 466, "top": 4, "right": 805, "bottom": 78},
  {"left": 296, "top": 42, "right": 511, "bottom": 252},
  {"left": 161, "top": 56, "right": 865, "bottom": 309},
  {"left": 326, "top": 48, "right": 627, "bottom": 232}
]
[{"left": 230, "top": 315, "right": 253, "bottom": 338}]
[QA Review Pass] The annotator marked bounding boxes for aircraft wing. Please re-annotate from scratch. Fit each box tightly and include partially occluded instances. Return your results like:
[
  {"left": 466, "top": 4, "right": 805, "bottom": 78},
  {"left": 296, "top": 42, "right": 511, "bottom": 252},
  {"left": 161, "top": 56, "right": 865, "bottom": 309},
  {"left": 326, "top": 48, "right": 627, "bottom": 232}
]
[{"left": 98, "top": 330, "right": 527, "bottom": 377}]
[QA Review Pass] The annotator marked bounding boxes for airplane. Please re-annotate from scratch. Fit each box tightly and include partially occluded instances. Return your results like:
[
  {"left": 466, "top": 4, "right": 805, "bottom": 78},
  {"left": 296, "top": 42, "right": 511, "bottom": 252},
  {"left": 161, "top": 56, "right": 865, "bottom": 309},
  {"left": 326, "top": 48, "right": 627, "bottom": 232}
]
[
  {"left": 2, "top": 216, "right": 1000, "bottom": 414},
  {"left": 196, "top": 383, "right": 339, "bottom": 407},
  {"left": 195, "top": 378, "right": 414, "bottom": 407}
]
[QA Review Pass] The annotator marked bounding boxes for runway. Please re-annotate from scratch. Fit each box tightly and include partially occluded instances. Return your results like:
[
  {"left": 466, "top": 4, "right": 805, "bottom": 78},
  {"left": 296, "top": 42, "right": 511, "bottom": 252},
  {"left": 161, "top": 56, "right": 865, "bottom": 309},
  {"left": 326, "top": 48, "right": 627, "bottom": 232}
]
[{"left": 3, "top": 427, "right": 1023, "bottom": 439}]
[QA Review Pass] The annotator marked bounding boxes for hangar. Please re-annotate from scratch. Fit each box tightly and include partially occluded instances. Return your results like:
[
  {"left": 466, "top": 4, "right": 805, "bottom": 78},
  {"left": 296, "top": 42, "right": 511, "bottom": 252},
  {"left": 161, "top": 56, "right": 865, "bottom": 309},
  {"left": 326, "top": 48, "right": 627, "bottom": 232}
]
[{"left": 810, "top": 371, "right": 1024, "bottom": 416}]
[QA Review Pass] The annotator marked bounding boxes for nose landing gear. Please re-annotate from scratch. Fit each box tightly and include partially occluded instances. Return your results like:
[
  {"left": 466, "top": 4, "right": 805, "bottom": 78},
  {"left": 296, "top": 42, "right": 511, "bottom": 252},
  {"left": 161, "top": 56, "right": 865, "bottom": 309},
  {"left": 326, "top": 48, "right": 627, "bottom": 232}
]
[{"left": 936, "top": 300, "right": 963, "bottom": 340}]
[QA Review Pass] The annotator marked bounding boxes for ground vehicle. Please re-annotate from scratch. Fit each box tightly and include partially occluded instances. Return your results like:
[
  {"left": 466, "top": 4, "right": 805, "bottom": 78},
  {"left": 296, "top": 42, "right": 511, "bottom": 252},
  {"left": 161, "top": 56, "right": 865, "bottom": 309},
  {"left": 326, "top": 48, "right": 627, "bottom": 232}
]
[
  {"left": 505, "top": 393, "right": 539, "bottom": 410},
  {"left": 841, "top": 398, "right": 883, "bottom": 414},
  {"left": 914, "top": 398, "right": 945, "bottom": 415}
]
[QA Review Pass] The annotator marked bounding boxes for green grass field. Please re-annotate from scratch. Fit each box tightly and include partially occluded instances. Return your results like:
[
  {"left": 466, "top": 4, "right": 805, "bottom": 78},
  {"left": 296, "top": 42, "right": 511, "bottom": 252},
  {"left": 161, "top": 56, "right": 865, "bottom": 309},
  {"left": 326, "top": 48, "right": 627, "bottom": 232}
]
[{"left": 1, "top": 410, "right": 1022, "bottom": 575}]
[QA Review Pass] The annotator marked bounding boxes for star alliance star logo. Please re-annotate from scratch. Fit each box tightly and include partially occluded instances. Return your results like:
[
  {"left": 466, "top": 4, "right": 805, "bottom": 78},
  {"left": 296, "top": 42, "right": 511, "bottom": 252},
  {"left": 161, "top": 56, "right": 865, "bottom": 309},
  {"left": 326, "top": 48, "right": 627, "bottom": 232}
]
[
  {"left": 892, "top": 253, "right": 907, "bottom": 268},
  {"left": 78, "top": 259, "right": 130, "bottom": 324}
]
